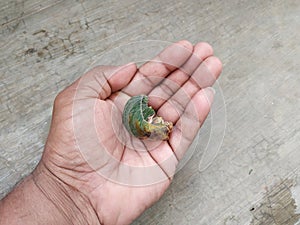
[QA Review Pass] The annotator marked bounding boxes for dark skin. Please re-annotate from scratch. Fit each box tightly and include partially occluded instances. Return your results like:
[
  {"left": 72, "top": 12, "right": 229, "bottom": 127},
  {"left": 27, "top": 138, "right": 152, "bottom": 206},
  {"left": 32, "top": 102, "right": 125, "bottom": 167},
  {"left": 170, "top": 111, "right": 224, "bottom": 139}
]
[{"left": 0, "top": 40, "right": 222, "bottom": 225}]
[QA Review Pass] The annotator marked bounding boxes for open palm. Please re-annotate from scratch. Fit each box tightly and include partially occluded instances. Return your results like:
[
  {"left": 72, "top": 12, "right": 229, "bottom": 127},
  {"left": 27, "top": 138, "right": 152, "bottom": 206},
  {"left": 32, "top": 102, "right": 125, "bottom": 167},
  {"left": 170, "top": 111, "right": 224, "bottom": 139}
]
[{"left": 40, "top": 40, "right": 222, "bottom": 225}]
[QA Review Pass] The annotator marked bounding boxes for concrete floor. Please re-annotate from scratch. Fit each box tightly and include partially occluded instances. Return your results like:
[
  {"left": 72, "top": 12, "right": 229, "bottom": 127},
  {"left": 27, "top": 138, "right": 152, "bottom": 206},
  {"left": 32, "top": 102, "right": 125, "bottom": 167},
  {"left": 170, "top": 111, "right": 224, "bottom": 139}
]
[{"left": 1, "top": 0, "right": 300, "bottom": 224}]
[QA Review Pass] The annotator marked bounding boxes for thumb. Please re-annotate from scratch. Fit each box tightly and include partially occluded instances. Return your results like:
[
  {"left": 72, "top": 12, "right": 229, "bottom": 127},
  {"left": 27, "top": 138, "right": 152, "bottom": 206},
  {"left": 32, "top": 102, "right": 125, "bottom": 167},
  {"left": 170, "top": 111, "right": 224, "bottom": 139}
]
[{"left": 78, "top": 63, "right": 137, "bottom": 100}]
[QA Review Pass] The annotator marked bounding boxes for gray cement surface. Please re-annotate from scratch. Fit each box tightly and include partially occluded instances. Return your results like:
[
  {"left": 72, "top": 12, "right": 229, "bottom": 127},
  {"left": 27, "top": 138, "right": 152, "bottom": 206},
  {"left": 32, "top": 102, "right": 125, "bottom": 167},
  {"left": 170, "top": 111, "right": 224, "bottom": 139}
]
[{"left": 1, "top": 0, "right": 300, "bottom": 224}]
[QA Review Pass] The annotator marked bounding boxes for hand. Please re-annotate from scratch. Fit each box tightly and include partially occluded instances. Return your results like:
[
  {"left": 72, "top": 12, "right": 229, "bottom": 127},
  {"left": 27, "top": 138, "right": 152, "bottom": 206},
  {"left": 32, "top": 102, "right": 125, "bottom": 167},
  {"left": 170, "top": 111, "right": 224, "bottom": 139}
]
[{"left": 0, "top": 40, "right": 222, "bottom": 225}]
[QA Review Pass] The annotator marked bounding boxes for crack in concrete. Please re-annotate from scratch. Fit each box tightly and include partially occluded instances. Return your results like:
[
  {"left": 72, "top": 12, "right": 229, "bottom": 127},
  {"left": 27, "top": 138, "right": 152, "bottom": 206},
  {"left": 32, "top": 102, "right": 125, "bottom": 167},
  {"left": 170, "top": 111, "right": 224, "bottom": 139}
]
[{"left": 250, "top": 179, "right": 300, "bottom": 225}]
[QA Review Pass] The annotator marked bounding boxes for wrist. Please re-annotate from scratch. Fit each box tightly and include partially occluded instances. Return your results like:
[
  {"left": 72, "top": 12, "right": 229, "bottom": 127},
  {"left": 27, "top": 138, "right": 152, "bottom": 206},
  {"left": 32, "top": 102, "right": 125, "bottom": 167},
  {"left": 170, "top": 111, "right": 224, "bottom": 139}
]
[
  {"left": 32, "top": 161, "right": 101, "bottom": 225},
  {"left": 0, "top": 166, "right": 71, "bottom": 225}
]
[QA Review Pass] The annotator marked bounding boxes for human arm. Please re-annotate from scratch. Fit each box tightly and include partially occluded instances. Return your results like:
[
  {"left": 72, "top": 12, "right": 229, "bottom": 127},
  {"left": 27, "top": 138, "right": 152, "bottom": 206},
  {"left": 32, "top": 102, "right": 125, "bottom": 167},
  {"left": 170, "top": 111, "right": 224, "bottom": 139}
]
[{"left": 0, "top": 40, "right": 222, "bottom": 225}]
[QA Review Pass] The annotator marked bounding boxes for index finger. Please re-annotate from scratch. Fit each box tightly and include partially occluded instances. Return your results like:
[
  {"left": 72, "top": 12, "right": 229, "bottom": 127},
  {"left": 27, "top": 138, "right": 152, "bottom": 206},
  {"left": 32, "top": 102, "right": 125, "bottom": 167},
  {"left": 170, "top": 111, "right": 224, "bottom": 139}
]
[{"left": 122, "top": 40, "right": 193, "bottom": 96}]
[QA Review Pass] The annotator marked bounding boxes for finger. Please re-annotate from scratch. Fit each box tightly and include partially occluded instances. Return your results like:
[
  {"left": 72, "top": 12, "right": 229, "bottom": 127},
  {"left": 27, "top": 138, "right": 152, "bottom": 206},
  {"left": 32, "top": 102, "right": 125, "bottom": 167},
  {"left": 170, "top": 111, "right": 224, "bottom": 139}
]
[
  {"left": 148, "top": 42, "right": 214, "bottom": 109},
  {"left": 170, "top": 87, "right": 215, "bottom": 160},
  {"left": 122, "top": 40, "right": 193, "bottom": 96},
  {"left": 157, "top": 56, "right": 222, "bottom": 124},
  {"left": 109, "top": 91, "right": 130, "bottom": 112},
  {"left": 145, "top": 141, "right": 178, "bottom": 179},
  {"left": 76, "top": 63, "right": 137, "bottom": 100},
  {"left": 191, "top": 56, "right": 223, "bottom": 89}
]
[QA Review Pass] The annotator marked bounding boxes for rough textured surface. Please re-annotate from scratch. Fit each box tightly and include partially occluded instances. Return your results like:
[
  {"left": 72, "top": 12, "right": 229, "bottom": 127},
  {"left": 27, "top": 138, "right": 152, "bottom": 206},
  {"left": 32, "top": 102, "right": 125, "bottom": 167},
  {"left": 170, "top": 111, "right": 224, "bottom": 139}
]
[
  {"left": 250, "top": 179, "right": 300, "bottom": 225},
  {"left": 1, "top": 0, "right": 300, "bottom": 224}
]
